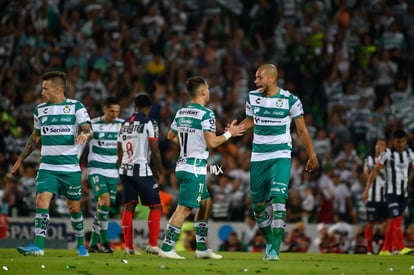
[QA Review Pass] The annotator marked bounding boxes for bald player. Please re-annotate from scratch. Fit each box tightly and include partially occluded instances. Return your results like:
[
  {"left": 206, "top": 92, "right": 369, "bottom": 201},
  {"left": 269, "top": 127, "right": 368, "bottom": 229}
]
[{"left": 240, "top": 64, "right": 319, "bottom": 261}]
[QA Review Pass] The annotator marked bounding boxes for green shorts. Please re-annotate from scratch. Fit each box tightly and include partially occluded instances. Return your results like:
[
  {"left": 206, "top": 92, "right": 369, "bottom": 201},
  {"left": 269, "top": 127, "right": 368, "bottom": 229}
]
[
  {"left": 88, "top": 174, "right": 119, "bottom": 204},
  {"left": 36, "top": 169, "right": 82, "bottom": 201},
  {"left": 176, "top": 171, "right": 210, "bottom": 208},
  {"left": 250, "top": 158, "right": 291, "bottom": 203}
]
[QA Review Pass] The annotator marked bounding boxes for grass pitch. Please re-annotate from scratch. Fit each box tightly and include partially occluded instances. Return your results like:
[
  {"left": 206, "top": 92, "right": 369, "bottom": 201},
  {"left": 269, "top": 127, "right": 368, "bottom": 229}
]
[{"left": 1, "top": 249, "right": 414, "bottom": 275}]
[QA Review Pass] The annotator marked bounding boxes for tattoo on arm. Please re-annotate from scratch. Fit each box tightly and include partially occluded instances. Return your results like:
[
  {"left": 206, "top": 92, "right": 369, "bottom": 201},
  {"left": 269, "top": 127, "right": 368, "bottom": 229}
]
[
  {"left": 20, "top": 131, "right": 39, "bottom": 160},
  {"left": 80, "top": 123, "right": 93, "bottom": 141}
]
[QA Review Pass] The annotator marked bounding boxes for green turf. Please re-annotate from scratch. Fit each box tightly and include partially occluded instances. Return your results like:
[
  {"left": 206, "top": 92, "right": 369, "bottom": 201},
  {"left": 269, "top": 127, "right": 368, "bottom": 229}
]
[{"left": 1, "top": 249, "right": 414, "bottom": 275}]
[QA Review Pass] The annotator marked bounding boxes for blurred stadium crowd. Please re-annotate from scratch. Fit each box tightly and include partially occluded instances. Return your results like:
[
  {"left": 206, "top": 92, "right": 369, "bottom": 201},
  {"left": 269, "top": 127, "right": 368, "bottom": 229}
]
[{"left": 1, "top": 0, "right": 414, "bottom": 251}]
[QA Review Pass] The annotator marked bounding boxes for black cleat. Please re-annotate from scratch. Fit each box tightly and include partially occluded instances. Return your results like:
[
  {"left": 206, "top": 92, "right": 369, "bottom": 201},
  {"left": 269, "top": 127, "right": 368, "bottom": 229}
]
[
  {"left": 88, "top": 245, "right": 100, "bottom": 253},
  {"left": 100, "top": 243, "right": 114, "bottom": 253}
]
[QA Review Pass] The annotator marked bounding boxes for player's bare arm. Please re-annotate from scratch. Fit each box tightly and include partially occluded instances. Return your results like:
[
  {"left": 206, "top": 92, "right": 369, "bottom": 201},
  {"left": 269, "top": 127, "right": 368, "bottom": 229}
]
[
  {"left": 167, "top": 130, "right": 179, "bottom": 145},
  {"left": 11, "top": 130, "right": 40, "bottom": 175},
  {"left": 204, "top": 120, "right": 245, "bottom": 149},
  {"left": 239, "top": 117, "right": 254, "bottom": 131},
  {"left": 77, "top": 122, "right": 93, "bottom": 144},
  {"left": 116, "top": 142, "right": 123, "bottom": 167},
  {"left": 362, "top": 164, "right": 381, "bottom": 202},
  {"left": 149, "top": 138, "right": 165, "bottom": 185},
  {"left": 294, "top": 116, "right": 319, "bottom": 173}
]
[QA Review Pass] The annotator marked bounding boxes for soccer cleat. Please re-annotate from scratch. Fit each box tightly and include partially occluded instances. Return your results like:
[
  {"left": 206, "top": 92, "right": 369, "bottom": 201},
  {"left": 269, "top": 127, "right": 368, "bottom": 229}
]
[
  {"left": 124, "top": 247, "right": 141, "bottom": 255},
  {"left": 379, "top": 250, "right": 392, "bottom": 256},
  {"left": 16, "top": 243, "right": 44, "bottom": 256},
  {"left": 263, "top": 244, "right": 279, "bottom": 261},
  {"left": 195, "top": 249, "right": 223, "bottom": 259},
  {"left": 77, "top": 245, "right": 89, "bottom": 256},
  {"left": 100, "top": 243, "right": 114, "bottom": 253},
  {"left": 158, "top": 249, "right": 185, "bottom": 259},
  {"left": 400, "top": 247, "right": 414, "bottom": 255},
  {"left": 146, "top": 245, "right": 160, "bottom": 254},
  {"left": 88, "top": 245, "right": 100, "bottom": 253}
]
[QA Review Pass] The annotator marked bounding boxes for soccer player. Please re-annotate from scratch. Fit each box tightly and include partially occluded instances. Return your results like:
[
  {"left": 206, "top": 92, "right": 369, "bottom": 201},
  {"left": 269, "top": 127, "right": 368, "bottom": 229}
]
[
  {"left": 158, "top": 76, "right": 245, "bottom": 260},
  {"left": 87, "top": 97, "right": 124, "bottom": 253},
  {"left": 117, "top": 93, "right": 165, "bottom": 255},
  {"left": 362, "top": 138, "right": 387, "bottom": 254},
  {"left": 11, "top": 71, "right": 92, "bottom": 256},
  {"left": 240, "top": 64, "right": 319, "bottom": 261},
  {"left": 363, "top": 129, "right": 414, "bottom": 255}
]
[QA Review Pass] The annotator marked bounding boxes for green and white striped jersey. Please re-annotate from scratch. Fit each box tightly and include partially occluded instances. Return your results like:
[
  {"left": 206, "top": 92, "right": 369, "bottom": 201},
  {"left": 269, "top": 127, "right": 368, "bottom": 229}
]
[
  {"left": 170, "top": 103, "right": 216, "bottom": 174},
  {"left": 88, "top": 116, "right": 124, "bottom": 178},
  {"left": 246, "top": 88, "right": 303, "bottom": 162},
  {"left": 34, "top": 98, "right": 91, "bottom": 172}
]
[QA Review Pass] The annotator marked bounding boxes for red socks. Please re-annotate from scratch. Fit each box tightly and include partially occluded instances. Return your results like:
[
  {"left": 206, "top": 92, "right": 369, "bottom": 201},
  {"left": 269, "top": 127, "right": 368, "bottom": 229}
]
[
  {"left": 148, "top": 208, "right": 161, "bottom": 247},
  {"left": 122, "top": 209, "right": 134, "bottom": 249},
  {"left": 364, "top": 224, "right": 373, "bottom": 253},
  {"left": 392, "top": 216, "right": 404, "bottom": 251},
  {"left": 382, "top": 220, "right": 393, "bottom": 252}
]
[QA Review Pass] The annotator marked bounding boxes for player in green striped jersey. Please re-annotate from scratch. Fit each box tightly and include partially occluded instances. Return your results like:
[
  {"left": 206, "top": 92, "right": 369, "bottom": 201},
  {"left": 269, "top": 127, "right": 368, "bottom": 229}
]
[
  {"left": 87, "top": 97, "right": 124, "bottom": 253},
  {"left": 11, "top": 71, "right": 92, "bottom": 256},
  {"left": 159, "top": 76, "right": 245, "bottom": 260},
  {"left": 240, "top": 64, "right": 319, "bottom": 261}
]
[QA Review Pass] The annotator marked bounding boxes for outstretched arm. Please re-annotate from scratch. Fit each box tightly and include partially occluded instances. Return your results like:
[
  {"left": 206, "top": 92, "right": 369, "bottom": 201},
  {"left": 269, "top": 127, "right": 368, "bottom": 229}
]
[
  {"left": 77, "top": 122, "right": 93, "bottom": 144},
  {"left": 204, "top": 120, "right": 245, "bottom": 149},
  {"left": 239, "top": 117, "right": 254, "bottom": 131}
]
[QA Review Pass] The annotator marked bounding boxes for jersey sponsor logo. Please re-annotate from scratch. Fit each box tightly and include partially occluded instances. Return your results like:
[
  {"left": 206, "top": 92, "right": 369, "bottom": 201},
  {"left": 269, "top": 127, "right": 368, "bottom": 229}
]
[
  {"left": 178, "top": 118, "right": 193, "bottom": 127},
  {"left": 41, "top": 117, "right": 48, "bottom": 123},
  {"left": 120, "top": 124, "right": 144, "bottom": 134},
  {"left": 42, "top": 126, "right": 71, "bottom": 134},
  {"left": 253, "top": 116, "right": 282, "bottom": 124},
  {"left": 120, "top": 163, "right": 134, "bottom": 170},
  {"left": 179, "top": 110, "right": 199, "bottom": 116},
  {"left": 98, "top": 140, "right": 117, "bottom": 147}
]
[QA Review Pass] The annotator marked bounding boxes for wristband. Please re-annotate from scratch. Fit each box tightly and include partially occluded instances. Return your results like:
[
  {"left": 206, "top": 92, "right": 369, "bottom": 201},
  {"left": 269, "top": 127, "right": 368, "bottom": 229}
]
[{"left": 223, "top": 131, "right": 232, "bottom": 141}]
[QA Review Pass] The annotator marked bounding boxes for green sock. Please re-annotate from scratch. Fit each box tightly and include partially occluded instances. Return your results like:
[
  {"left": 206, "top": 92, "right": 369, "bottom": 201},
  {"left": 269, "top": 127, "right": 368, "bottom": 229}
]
[
  {"left": 98, "top": 205, "right": 110, "bottom": 244},
  {"left": 89, "top": 215, "right": 101, "bottom": 247},
  {"left": 161, "top": 224, "right": 181, "bottom": 252},
  {"left": 71, "top": 211, "right": 85, "bottom": 248},
  {"left": 34, "top": 208, "right": 49, "bottom": 249},
  {"left": 252, "top": 203, "right": 273, "bottom": 244},
  {"left": 194, "top": 221, "right": 208, "bottom": 251},
  {"left": 271, "top": 197, "right": 286, "bottom": 255}
]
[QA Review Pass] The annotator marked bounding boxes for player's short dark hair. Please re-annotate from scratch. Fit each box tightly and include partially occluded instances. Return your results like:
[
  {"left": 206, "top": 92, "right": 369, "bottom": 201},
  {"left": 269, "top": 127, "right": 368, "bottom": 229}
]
[
  {"left": 186, "top": 76, "right": 207, "bottom": 98},
  {"left": 393, "top": 129, "right": 407, "bottom": 139},
  {"left": 41, "top": 71, "right": 67, "bottom": 89},
  {"left": 134, "top": 93, "right": 152, "bottom": 107},
  {"left": 104, "top": 97, "right": 120, "bottom": 107}
]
